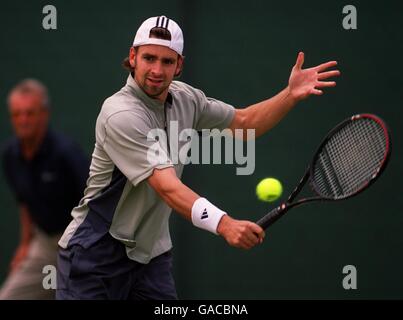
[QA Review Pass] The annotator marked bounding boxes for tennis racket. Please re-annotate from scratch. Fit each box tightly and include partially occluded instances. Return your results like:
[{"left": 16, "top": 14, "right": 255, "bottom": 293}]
[{"left": 256, "top": 113, "right": 392, "bottom": 230}]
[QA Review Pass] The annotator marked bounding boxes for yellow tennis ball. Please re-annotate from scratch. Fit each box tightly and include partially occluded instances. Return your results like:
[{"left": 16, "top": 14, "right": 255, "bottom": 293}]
[{"left": 256, "top": 178, "right": 283, "bottom": 202}]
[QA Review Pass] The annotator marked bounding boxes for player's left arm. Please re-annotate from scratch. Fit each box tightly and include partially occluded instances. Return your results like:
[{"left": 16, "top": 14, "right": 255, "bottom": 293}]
[{"left": 228, "top": 52, "right": 340, "bottom": 138}]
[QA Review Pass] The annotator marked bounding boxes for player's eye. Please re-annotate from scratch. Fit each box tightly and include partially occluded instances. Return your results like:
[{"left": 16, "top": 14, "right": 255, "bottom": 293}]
[
  {"left": 162, "top": 59, "right": 175, "bottom": 65},
  {"left": 143, "top": 55, "right": 155, "bottom": 62}
]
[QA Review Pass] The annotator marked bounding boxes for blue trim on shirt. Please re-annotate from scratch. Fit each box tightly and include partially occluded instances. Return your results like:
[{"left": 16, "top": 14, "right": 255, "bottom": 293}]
[{"left": 67, "top": 166, "right": 128, "bottom": 249}]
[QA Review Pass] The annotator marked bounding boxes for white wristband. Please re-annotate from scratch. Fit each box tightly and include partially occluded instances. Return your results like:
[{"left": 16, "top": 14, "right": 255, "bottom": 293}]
[{"left": 191, "top": 198, "right": 227, "bottom": 235}]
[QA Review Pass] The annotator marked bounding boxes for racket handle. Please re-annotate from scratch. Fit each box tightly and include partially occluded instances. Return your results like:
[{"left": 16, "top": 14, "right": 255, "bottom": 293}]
[{"left": 256, "top": 205, "right": 287, "bottom": 230}]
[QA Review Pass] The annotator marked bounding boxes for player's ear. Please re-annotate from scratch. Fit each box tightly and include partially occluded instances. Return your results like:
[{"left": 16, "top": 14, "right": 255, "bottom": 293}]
[
  {"left": 129, "top": 47, "right": 137, "bottom": 68},
  {"left": 174, "top": 55, "right": 185, "bottom": 77}
]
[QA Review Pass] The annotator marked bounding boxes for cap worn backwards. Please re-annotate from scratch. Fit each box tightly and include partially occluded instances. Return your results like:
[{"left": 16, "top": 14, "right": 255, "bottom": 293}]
[{"left": 132, "top": 16, "right": 184, "bottom": 56}]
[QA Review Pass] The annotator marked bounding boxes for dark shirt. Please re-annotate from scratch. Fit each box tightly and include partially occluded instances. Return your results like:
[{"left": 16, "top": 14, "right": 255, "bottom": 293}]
[{"left": 2, "top": 129, "right": 89, "bottom": 235}]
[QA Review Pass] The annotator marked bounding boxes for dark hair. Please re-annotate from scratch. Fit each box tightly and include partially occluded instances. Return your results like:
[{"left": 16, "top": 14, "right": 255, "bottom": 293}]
[
  {"left": 122, "top": 27, "right": 179, "bottom": 73},
  {"left": 122, "top": 48, "right": 136, "bottom": 71},
  {"left": 149, "top": 27, "right": 172, "bottom": 40}
]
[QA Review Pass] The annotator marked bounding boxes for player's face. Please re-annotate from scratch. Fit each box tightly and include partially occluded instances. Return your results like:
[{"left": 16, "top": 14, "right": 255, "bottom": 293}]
[
  {"left": 131, "top": 45, "right": 183, "bottom": 102},
  {"left": 8, "top": 93, "right": 49, "bottom": 141}
]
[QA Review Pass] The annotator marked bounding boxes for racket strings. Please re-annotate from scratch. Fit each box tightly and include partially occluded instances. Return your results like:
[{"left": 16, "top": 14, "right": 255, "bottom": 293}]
[{"left": 313, "top": 118, "right": 387, "bottom": 199}]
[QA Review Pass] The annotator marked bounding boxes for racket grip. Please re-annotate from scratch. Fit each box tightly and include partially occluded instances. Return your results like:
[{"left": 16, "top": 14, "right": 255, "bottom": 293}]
[{"left": 256, "top": 205, "right": 287, "bottom": 230}]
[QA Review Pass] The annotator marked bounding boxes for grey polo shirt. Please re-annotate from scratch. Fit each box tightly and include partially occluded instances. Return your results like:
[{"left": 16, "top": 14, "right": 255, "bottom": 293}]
[{"left": 58, "top": 74, "right": 235, "bottom": 263}]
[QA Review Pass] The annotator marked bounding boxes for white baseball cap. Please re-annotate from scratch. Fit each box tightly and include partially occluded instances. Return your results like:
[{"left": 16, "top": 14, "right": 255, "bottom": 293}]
[{"left": 132, "top": 16, "right": 184, "bottom": 56}]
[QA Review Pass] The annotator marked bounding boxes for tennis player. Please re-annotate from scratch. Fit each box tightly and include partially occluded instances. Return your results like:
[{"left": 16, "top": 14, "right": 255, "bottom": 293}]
[{"left": 56, "top": 15, "right": 340, "bottom": 299}]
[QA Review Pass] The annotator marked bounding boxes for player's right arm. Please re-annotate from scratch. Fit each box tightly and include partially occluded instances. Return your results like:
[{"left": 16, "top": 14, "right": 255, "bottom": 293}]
[
  {"left": 147, "top": 167, "right": 265, "bottom": 249},
  {"left": 101, "top": 111, "right": 264, "bottom": 248}
]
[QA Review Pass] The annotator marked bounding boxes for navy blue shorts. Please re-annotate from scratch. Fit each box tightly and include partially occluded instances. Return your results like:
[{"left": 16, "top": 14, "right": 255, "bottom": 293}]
[{"left": 56, "top": 233, "right": 177, "bottom": 300}]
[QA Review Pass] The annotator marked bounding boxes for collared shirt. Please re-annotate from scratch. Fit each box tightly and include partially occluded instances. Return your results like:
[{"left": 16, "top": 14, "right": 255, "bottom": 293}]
[
  {"left": 58, "top": 74, "right": 235, "bottom": 263},
  {"left": 2, "top": 129, "right": 89, "bottom": 235}
]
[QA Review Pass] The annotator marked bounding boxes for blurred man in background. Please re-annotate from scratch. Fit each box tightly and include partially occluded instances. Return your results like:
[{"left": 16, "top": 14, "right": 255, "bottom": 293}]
[{"left": 0, "top": 79, "right": 89, "bottom": 299}]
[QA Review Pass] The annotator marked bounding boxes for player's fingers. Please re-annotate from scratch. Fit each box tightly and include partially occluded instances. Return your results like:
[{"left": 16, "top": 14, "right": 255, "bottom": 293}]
[
  {"left": 294, "top": 52, "right": 304, "bottom": 70},
  {"left": 315, "top": 61, "right": 337, "bottom": 72},
  {"left": 250, "top": 223, "right": 265, "bottom": 239},
  {"left": 239, "top": 226, "right": 262, "bottom": 248},
  {"left": 317, "top": 70, "right": 340, "bottom": 80},
  {"left": 311, "top": 88, "right": 323, "bottom": 95},
  {"left": 236, "top": 237, "right": 255, "bottom": 250},
  {"left": 243, "top": 230, "right": 260, "bottom": 247},
  {"left": 316, "top": 81, "right": 336, "bottom": 88},
  {"left": 248, "top": 224, "right": 265, "bottom": 245}
]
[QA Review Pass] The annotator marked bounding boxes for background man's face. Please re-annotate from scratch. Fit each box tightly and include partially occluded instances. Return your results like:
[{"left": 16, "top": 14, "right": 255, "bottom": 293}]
[{"left": 8, "top": 93, "right": 48, "bottom": 141}]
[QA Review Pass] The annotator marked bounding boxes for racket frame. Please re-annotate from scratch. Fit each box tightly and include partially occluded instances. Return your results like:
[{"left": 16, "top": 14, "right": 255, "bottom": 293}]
[
  {"left": 309, "top": 113, "right": 392, "bottom": 201},
  {"left": 256, "top": 113, "right": 392, "bottom": 230}
]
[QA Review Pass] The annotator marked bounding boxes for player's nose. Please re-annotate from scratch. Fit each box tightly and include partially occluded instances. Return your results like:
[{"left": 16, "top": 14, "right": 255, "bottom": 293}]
[{"left": 151, "top": 61, "right": 163, "bottom": 76}]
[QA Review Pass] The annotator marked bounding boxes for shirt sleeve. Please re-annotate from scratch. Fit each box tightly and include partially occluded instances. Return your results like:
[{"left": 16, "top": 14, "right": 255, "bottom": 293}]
[
  {"left": 193, "top": 88, "right": 236, "bottom": 131},
  {"left": 103, "top": 111, "right": 173, "bottom": 186}
]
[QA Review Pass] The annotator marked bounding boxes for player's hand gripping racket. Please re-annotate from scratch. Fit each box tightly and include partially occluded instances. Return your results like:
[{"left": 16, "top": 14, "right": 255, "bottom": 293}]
[{"left": 256, "top": 113, "right": 392, "bottom": 230}]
